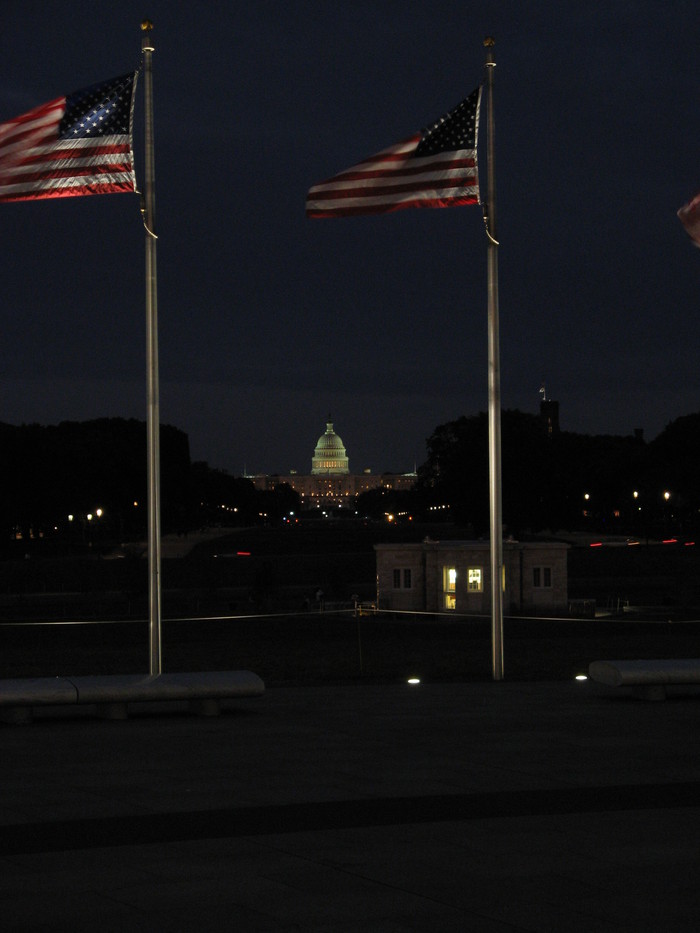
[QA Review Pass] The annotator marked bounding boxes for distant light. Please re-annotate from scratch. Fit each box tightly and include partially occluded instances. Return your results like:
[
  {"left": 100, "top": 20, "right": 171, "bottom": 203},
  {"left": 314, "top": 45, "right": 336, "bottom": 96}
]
[
  {"left": 590, "top": 542, "right": 603, "bottom": 548},
  {"left": 663, "top": 538, "right": 677, "bottom": 545},
  {"left": 407, "top": 678, "right": 421, "bottom": 685},
  {"left": 575, "top": 674, "right": 588, "bottom": 681},
  {"left": 685, "top": 541, "right": 696, "bottom": 547}
]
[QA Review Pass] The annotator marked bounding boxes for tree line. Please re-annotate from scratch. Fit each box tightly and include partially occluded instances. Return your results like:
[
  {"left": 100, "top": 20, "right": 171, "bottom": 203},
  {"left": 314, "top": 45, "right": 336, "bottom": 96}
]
[
  {"left": 4, "top": 411, "right": 699, "bottom": 555},
  {"left": 360, "top": 410, "right": 700, "bottom": 540},
  {"left": 1, "top": 418, "right": 299, "bottom": 555}
]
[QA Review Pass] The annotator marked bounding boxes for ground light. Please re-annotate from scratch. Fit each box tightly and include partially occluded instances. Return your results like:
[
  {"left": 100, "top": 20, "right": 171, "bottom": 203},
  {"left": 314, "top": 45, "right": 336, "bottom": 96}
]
[
  {"left": 575, "top": 674, "right": 588, "bottom": 681},
  {"left": 407, "top": 678, "right": 421, "bottom": 685}
]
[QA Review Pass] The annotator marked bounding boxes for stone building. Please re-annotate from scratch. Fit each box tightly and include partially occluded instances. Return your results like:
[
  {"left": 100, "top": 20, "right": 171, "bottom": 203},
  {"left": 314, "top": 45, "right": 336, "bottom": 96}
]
[
  {"left": 375, "top": 539, "right": 569, "bottom": 615},
  {"left": 249, "top": 419, "right": 416, "bottom": 510}
]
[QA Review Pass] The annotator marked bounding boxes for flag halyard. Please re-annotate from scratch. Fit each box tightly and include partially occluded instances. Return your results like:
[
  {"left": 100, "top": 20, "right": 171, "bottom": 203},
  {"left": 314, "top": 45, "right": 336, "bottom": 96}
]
[
  {"left": 306, "top": 87, "right": 481, "bottom": 218},
  {"left": 0, "top": 73, "right": 137, "bottom": 203}
]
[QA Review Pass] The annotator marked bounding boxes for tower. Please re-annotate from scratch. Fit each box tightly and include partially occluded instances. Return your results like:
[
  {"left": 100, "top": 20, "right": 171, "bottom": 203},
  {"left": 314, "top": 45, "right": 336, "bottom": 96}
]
[{"left": 539, "top": 384, "right": 560, "bottom": 435}]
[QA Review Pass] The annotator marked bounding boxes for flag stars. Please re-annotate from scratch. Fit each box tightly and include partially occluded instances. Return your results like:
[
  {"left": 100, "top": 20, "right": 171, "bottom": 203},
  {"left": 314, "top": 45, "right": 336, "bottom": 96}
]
[
  {"left": 415, "top": 88, "right": 479, "bottom": 157},
  {"left": 59, "top": 74, "right": 134, "bottom": 140}
]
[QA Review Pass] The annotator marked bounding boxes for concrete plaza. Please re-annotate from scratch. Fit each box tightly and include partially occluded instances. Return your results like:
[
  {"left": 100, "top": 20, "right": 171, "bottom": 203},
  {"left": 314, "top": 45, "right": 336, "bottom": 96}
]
[{"left": 1, "top": 678, "right": 699, "bottom": 930}]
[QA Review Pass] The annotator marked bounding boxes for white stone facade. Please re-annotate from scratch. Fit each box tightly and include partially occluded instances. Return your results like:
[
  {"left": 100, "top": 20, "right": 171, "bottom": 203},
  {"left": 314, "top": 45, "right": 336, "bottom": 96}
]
[{"left": 247, "top": 418, "right": 416, "bottom": 508}]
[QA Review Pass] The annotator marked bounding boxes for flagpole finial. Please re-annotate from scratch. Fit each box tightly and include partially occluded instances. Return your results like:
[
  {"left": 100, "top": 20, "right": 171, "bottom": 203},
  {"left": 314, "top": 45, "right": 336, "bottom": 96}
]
[
  {"left": 484, "top": 36, "right": 496, "bottom": 66},
  {"left": 141, "top": 19, "right": 154, "bottom": 52}
]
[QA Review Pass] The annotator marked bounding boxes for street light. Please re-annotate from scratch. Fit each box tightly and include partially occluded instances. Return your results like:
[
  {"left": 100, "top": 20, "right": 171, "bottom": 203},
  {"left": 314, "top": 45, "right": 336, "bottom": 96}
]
[
  {"left": 582, "top": 493, "right": 591, "bottom": 522},
  {"left": 663, "top": 491, "right": 672, "bottom": 537}
]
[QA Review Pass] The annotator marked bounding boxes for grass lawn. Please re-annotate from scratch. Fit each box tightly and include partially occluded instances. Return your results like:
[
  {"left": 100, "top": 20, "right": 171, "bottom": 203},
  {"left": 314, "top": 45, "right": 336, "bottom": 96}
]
[
  {"left": 2, "top": 522, "right": 700, "bottom": 684},
  {"left": 1, "top": 612, "right": 698, "bottom": 685}
]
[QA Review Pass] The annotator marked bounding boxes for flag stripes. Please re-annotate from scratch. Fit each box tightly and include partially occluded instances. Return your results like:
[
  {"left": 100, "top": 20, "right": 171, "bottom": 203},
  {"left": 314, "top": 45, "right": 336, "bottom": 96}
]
[
  {"left": 307, "top": 88, "right": 480, "bottom": 218},
  {"left": 0, "top": 74, "right": 136, "bottom": 203}
]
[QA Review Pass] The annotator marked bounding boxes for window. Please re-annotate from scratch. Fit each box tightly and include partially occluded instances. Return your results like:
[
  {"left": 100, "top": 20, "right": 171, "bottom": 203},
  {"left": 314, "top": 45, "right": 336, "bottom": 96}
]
[
  {"left": 533, "top": 566, "right": 552, "bottom": 588},
  {"left": 393, "top": 568, "right": 413, "bottom": 589},
  {"left": 443, "top": 566, "right": 456, "bottom": 610},
  {"left": 468, "top": 567, "right": 483, "bottom": 592}
]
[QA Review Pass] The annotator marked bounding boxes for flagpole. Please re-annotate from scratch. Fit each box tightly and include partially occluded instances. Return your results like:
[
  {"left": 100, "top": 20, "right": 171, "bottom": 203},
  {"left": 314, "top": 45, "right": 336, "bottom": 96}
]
[
  {"left": 483, "top": 36, "right": 504, "bottom": 680},
  {"left": 141, "top": 19, "right": 162, "bottom": 675}
]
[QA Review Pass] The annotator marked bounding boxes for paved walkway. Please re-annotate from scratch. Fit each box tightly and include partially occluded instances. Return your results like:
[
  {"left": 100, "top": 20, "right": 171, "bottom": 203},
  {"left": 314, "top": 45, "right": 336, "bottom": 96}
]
[{"left": 2, "top": 678, "right": 700, "bottom": 930}]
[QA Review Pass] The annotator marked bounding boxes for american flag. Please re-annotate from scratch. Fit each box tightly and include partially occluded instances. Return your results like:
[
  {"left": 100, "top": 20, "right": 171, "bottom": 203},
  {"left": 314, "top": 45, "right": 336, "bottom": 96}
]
[
  {"left": 0, "top": 73, "right": 137, "bottom": 203},
  {"left": 678, "top": 192, "right": 700, "bottom": 247},
  {"left": 306, "top": 87, "right": 481, "bottom": 218}
]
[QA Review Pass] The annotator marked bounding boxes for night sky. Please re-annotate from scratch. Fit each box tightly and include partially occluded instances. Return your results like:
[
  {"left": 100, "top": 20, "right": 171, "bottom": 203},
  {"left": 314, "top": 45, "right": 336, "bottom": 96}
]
[{"left": 1, "top": 2, "right": 698, "bottom": 476}]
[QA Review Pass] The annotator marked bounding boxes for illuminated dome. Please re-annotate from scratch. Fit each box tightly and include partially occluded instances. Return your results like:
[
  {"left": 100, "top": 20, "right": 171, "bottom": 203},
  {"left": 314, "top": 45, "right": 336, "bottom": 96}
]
[{"left": 311, "top": 420, "right": 349, "bottom": 474}]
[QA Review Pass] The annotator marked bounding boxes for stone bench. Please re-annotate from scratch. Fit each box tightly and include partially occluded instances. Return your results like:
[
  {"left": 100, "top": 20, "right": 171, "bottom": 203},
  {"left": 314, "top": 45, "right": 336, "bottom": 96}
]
[
  {"left": 588, "top": 659, "right": 700, "bottom": 701},
  {"left": 0, "top": 670, "right": 265, "bottom": 723}
]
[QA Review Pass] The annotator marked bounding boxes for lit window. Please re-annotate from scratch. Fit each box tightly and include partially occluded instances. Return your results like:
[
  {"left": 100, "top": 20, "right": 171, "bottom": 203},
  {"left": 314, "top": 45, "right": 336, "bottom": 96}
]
[
  {"left": 468, "top": 567, "right": 483, "bottom": 592},
  {"left": 443, "top": 566, "right": 456, "bottom": 610}
]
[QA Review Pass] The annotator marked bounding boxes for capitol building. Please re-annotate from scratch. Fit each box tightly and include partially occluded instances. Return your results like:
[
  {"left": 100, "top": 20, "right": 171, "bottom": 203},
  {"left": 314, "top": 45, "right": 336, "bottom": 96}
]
[{"left": 249, "top": 419, "right": 416, "bottom": 510}]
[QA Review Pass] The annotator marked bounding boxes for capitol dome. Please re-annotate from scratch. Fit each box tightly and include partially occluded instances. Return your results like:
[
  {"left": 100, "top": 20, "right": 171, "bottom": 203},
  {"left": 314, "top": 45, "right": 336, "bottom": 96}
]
[{"left": 311, "top": 420, "right": 349, "bottom": 474}]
